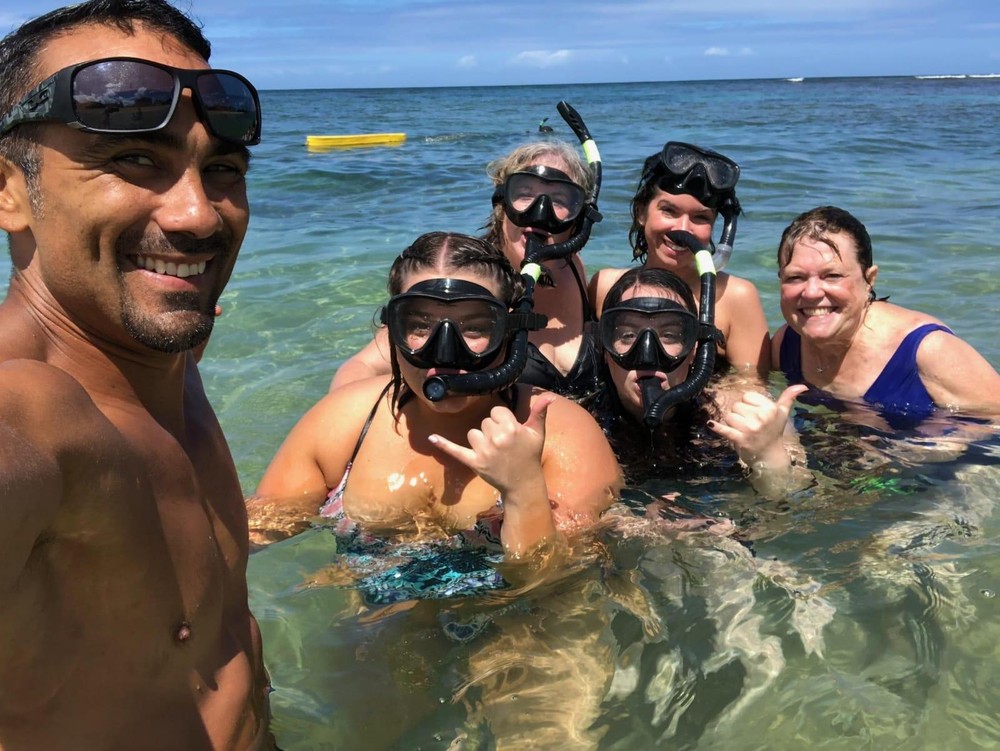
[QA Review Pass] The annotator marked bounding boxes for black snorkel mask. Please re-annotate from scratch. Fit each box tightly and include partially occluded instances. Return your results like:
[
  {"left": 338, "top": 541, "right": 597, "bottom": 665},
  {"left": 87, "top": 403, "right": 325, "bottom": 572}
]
[
  {"left": 492, "top": 165, "right": 587, "bottom": 235},
  {"left": 628, "top": 230, "right": 724, "bottom": 429},
  {"left": 385, "top": 278, "right": 546, "bottom": 374},
  {"left": 600, "top": 298, "right": 699, "bottom": 374},
  {"left": 640, "top": 141, "right": 742, "bottom": 271},
  {"left": 424, "top": 101, "right": 602, "bottom": 402}
]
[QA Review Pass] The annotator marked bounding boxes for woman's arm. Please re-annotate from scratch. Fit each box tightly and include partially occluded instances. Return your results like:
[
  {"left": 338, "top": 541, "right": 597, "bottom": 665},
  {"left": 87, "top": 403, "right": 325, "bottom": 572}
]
[
  {"left": 329, "top": 328, "right": 392, "bottom": 392},
  {"left": 917, "top": 330, "right": 1000, "bottom": 416},
  {"left": 250, "top": 378, "right": 386, "bottom": 544},
  {"left": 718, "top": 275, "right": 771, "bottom": 380}
]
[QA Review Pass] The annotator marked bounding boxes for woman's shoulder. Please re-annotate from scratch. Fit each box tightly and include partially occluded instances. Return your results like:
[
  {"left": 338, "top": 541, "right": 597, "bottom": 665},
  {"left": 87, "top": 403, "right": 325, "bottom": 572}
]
[
  {"left": 521, "top": 385, "right": 606, "bottom": 437},
  {"left": 587, "top": 266, "right": 629, "bottom": 315},
  {"left": 716, "top": 272, "right": 764, "bottom": 304},
  {"left": 869, "top": 301, "right": 946, "bottom": 335},
  {"left": 309, "top": 375, "right": 393, "bottom": 422}
]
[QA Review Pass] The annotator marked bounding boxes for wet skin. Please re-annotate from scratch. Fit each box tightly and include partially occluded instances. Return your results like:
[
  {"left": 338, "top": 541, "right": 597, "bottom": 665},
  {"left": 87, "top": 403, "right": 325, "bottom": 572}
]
[{"left": 0, "top": 22, "right": 268, "bottom": 751}]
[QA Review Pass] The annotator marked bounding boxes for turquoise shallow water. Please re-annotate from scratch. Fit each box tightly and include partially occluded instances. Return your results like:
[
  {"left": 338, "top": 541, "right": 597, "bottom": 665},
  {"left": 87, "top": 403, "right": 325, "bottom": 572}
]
[{"left": 4, "top": 76, "right": 1000, "bottom": 749}]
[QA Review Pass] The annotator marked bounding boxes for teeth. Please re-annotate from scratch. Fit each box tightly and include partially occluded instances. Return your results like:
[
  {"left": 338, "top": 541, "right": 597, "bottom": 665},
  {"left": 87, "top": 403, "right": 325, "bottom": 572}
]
[{"left": 137, "top": 256, "right": 207, "bottom": 278}]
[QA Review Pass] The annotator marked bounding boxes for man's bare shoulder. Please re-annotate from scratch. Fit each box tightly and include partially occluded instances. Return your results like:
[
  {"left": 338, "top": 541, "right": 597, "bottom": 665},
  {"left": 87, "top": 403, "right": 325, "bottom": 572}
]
[{"left": 0, "top": 358, "right": 105, "bottom": 440}]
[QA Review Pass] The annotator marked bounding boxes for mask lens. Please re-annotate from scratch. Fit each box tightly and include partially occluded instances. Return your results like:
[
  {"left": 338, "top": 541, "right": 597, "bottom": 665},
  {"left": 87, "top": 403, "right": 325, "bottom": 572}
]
[
  {"left": 72, "top": 59, "right": 176, "bottom": 131},
  {"left": 601, "top": 304, "right": 697, "bottom": 371},
  {"left": 662, "top": 142, "right": 739, "bottom": 190},
  {"left": 388, "top": 295, "right": 507, "bottom": 369},
  {"left": 504, "top": 172, "right": 585, "bottom": 223}
]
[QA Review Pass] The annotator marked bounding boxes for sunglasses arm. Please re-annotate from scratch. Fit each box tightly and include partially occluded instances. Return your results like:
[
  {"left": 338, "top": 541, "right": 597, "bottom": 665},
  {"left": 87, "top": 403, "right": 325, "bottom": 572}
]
[{"left": 0, "top": 77, "right": 60, "bottom": 135}]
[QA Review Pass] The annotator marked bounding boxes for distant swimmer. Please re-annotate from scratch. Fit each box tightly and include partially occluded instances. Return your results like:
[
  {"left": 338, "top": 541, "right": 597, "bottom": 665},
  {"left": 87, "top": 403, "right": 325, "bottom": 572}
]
[{"left": 538, "top": 117, "right": 554, "bottom": 133}]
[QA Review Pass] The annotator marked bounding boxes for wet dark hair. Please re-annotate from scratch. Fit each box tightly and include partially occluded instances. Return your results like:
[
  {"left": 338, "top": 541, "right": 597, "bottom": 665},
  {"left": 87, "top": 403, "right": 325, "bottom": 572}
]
[
  {"left": 603, "top": 266, "right": 697, "bottom": 314},
  {"left": 386, "top": 232, "right": 523, "bottom": 412},
  {"left": 777, "top": 206, "right": 878, "bottom": 302},
  {"left": 0, "top": 0, "right": 211, "bottom": 188}
]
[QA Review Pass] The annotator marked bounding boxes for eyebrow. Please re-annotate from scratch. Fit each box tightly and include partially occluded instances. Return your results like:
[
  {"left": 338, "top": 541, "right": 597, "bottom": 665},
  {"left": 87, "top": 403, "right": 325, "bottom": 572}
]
[{"left": 89, "top": 131, "right": 252, "bottom": 162}]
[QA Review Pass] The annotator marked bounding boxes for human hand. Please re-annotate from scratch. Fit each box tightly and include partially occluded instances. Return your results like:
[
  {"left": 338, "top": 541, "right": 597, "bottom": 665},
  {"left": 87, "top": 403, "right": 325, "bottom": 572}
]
[
  {"left": 709, "top": 384, "right": 808, "bottom": 467},
  {"left": 429, "top": 393, "right": 554, "bottom": 497}
]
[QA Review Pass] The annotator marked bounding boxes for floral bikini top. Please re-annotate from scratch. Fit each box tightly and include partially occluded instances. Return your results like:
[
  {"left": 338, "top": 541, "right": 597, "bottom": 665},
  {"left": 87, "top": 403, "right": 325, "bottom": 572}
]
[{"left": 317, "top": 384, "right": 508, "bottom": 607}]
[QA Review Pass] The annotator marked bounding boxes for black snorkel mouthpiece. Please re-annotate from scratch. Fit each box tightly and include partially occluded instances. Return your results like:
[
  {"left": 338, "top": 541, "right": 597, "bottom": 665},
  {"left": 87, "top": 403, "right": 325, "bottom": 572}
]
[
  {"left": 424, "top": 101, "right": 601, "bottom": 402},
  {"left": 641, "top": 229, "right": 721, "bottom": 429}
]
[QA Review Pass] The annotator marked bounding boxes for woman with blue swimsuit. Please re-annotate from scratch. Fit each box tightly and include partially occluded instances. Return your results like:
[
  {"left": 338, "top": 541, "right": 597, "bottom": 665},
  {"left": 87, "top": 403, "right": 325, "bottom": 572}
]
[{"left": 772, "top": 206, "right": 1000, "bottom": 425}]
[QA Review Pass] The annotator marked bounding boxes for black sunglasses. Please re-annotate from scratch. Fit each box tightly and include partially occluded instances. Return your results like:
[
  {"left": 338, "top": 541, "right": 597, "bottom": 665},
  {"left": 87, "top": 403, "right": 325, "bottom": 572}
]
[{"left": 0, "top": 57, "right": 261, "bottom": 146}]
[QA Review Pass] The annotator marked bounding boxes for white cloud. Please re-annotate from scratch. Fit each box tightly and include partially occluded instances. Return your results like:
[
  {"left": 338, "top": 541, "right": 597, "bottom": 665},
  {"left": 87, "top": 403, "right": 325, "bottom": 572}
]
[
  {"left": 457, "top": 55, "right": 477, "bottom": 69},
  {"left": 703, "top": 46, "right": 756, "bottom": 57},
  {"left": 510, "top": 49, "right": 572, "bottom": 68}
]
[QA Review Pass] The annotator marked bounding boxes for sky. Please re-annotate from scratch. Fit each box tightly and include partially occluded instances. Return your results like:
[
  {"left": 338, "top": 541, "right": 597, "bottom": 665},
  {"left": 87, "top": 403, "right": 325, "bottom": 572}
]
[{"left": 2, "top": 0, "right": 999, "bottom": 90}]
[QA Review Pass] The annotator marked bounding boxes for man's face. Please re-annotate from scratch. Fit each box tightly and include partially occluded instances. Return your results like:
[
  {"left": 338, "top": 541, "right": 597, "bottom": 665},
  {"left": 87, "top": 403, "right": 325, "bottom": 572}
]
[{"left": 11, "top": 22, "right": 251, "bottom": 353}]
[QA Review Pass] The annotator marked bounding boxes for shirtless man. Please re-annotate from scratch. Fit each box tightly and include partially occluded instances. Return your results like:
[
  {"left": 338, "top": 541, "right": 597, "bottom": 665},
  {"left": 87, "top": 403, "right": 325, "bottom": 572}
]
[{"left": 0, "top": 1, "right": 271, "bottom": 749}]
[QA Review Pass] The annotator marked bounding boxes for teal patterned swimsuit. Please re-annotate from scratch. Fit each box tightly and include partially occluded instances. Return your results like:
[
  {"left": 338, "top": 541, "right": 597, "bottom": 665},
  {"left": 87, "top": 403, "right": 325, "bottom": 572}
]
[{"left": 317, "top": 386, "right": 509, "bottom": 606}]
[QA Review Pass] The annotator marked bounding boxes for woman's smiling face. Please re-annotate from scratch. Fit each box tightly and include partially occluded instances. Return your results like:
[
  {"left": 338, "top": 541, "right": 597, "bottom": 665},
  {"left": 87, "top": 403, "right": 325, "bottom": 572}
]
[
  {"left": 639, "top": 189, "right": 716, "bottom": 270},
  {"left": 778, "top": 231, "right": 878, "bottom": 344}
]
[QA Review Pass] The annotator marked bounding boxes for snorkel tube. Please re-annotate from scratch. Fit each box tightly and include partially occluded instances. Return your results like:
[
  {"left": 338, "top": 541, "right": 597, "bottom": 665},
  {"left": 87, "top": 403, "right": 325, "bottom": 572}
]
[
  {"left": 639, "top": 230, "right": 720, "bottom": 428},
  {"left": 423, "top": 101, "right": 602, "bottom": 401},
  {"left": 711, "top": 196, "right": 741, "bottom": 272}
]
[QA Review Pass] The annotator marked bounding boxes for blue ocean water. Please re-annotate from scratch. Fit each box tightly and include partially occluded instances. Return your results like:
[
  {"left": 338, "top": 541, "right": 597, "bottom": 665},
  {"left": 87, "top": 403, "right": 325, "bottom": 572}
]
[{"left": 5, "top": 76, "right": 1000, "bottom": 749}]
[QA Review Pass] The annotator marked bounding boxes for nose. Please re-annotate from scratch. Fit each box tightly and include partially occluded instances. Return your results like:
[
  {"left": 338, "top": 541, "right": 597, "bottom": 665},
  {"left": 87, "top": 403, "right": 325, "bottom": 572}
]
[
  {"left": 802, "top": 275, "right": 824, "bottom": 298},
  {"left": 153, "top": 166, "right": 224, "bottom": 240},
  {"left": 671, "top": 214, "right": 692, "bottom": 232}
]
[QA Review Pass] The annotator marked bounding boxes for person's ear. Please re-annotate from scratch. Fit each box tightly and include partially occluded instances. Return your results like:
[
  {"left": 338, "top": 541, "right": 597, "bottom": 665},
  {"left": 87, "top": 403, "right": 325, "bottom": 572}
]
[
  {"left": 0, "top": 156, "right": 32, "bottom": 234},
  {"left": 865, "top": 265, "right": 879, "bottom": 288}
]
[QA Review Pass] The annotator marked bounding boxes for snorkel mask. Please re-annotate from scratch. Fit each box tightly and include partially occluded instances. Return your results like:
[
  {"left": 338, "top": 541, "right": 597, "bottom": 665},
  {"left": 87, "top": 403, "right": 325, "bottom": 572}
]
[
  {"left": 600, "top": 298, "right": 699, "bottom": 374},
  {"left": 384, "top": 279, "right": 546, "bottom": 374},
  {"left": 638, "top": 141, "right": 742, "bottom": 271},
  {"left": 492, "top": 165, "right": 587, "bottom": 235},
  {"left": 424, "top": 101, "right": 602, "bottom": 401},
  {"left": 627, "top": 231, "right": 723, "bottom": 428}
]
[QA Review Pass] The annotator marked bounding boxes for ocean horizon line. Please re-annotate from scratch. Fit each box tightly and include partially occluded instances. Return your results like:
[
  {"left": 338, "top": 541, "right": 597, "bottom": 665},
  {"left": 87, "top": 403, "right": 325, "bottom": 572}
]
[{"left": 261, "top": 71, "right": 1000, "bottom": 94}]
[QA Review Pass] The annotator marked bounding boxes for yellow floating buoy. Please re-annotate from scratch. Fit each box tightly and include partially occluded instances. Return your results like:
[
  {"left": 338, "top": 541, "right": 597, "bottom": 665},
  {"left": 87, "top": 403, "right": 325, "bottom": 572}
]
[{"left": 305, "top": 133, "right": 407, "bottom": 151}]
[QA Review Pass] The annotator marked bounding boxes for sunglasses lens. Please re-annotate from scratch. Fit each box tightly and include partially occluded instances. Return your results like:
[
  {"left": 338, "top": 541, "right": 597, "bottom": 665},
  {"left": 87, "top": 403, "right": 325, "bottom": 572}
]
[
  {"left": 196, "top": 72, "right": 260, "bottom": 145},
  {"left": 72, "top": 60, "right": 175, "bottom": 131}
]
